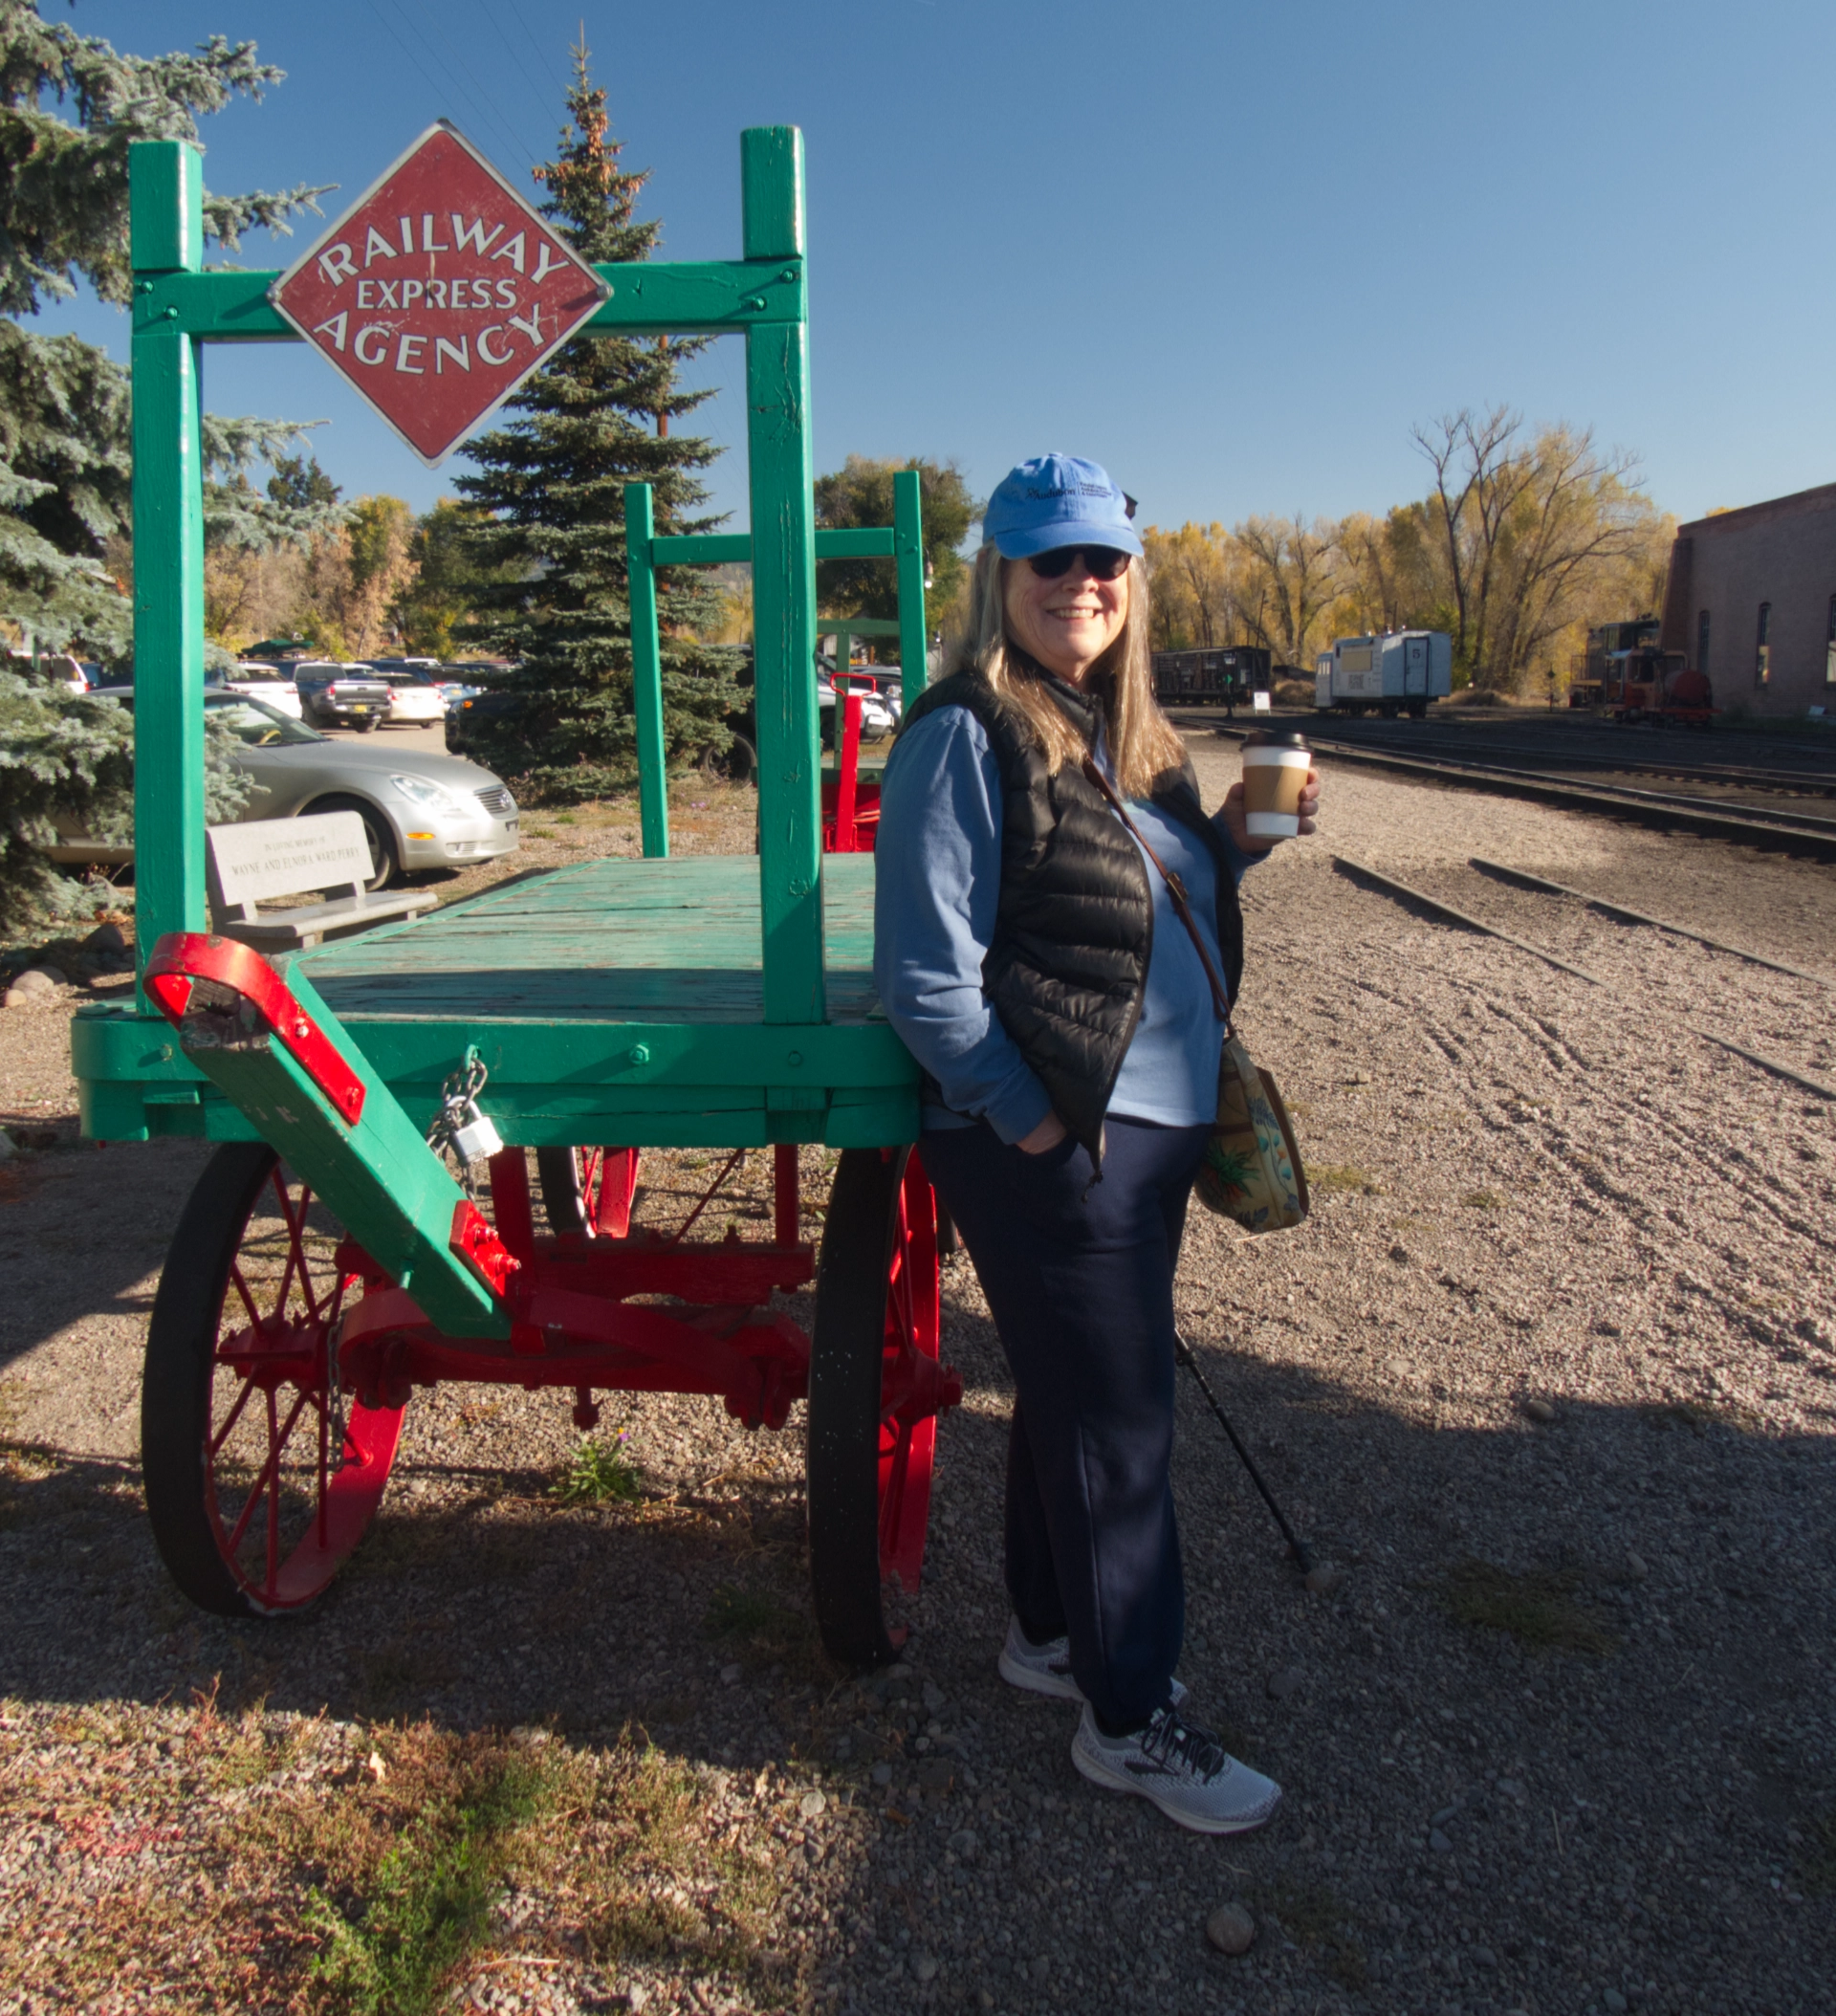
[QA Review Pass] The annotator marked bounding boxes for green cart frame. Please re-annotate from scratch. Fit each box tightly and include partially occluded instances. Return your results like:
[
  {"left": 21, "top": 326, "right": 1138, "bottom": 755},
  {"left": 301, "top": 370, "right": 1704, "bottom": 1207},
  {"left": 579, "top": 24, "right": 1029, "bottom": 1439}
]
[{"left": 76, "top": 126, "right": 952, "bottom": 1666}]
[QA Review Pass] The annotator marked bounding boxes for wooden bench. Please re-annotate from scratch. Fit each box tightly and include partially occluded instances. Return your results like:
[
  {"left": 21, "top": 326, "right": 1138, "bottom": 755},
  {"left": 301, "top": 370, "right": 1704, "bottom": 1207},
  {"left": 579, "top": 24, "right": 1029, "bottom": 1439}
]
[{"left": 206, "top": 813, "right": 434, "bottom": 952}]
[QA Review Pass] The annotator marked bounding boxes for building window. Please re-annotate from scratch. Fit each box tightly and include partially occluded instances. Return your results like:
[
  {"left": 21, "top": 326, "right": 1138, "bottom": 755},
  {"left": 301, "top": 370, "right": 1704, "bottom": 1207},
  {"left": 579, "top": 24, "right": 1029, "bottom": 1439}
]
[
  {"left": 1696, "top": 608, "right": 1711, "bottom": 675},
  {"left": 1827, "top": 594, "right": 1836, "bottom": 686},
  {"left": 1755, "top": 602, "right": 1771, "bottom": 688}
]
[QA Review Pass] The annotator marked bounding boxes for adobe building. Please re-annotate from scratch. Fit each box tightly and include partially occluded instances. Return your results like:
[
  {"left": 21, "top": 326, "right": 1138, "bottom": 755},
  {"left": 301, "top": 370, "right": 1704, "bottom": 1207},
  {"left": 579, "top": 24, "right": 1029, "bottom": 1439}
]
[{"left": 1659, "top": 482, "right": 1836, "bottom": 716}]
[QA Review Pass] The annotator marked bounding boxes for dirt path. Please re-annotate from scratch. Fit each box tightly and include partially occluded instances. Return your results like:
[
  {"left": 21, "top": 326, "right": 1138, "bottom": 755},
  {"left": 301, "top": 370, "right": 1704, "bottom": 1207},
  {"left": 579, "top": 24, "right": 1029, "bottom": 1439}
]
[{"left": 2, "top": 752, "right": 1832, "bottom": 2016}]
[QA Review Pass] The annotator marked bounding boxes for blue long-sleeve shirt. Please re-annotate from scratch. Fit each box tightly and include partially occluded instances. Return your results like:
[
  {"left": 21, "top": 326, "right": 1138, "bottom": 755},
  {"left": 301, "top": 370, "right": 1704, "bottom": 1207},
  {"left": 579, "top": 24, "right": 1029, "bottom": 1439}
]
[{"left": 872, "top": 706, "right": 1258, "bottom": 1140}]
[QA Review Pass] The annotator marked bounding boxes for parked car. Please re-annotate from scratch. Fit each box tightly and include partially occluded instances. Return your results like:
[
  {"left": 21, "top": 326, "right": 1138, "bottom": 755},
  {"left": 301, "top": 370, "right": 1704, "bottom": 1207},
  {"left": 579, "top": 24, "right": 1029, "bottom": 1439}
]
[
  {"left": 9, "top": 648, "right": 87, "bottom": 694},
  {"left": 375, "top": 664, "right": 451, "bottom": 726},
  {"left": 292, "top": 661, "right": 394, "bottom": 731},
  {"left": 445, "top": 685, "right": 522, "bottom": 756},
  {"left": 816, "top": 676, "right": 894, "bottom": 743},
  {"left": 51, "top": 690, "right": 519, "bottom": 889},
  {"left": 226, "top": 660, "right": 305, "bottom": 718}
]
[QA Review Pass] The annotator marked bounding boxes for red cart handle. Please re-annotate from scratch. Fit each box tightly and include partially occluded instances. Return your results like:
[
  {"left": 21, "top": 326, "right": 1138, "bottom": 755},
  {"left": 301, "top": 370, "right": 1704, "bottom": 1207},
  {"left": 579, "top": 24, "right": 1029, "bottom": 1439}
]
[{"left": 144, "top": 931, "right": 367, "bottom": 1127}]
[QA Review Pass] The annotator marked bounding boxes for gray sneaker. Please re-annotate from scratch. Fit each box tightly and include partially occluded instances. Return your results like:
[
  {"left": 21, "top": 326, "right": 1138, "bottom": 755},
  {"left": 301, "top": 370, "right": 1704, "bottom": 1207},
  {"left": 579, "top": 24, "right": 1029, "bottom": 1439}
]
[
  {"left": 1072, "top": 1700, "right": 1281, "bottom": 1835},
  {"left": 997, "top": 1615, "right": 1188, "bottom": 1708}
]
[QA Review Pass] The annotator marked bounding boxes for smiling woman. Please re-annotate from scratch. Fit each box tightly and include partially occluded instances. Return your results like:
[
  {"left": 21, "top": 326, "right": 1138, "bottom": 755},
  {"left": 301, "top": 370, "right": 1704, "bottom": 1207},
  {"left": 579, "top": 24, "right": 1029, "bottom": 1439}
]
[{"left": 871, "top": 451, "right": 1320, "bottom": 1838}]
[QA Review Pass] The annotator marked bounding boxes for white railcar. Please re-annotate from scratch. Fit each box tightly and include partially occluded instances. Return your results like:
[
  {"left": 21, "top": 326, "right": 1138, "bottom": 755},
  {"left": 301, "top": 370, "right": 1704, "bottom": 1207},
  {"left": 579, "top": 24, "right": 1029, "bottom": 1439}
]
[{"left": 1314, "top": 630, "right": 1452, "bottom": 717}]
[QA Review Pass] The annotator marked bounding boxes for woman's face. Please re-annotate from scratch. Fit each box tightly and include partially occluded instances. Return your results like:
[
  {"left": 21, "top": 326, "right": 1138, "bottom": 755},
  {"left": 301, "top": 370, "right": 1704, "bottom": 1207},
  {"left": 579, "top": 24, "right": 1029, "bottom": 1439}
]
[{"left": 1002, "top": 550, "right": 1129, "bottom": 684}]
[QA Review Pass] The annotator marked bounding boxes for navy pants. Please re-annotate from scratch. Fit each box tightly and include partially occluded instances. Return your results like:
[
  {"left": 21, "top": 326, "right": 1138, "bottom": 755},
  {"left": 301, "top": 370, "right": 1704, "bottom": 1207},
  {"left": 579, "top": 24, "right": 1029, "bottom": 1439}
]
[{"left": 919, "top": 1115, "right": 1211, "bottom": 1728}]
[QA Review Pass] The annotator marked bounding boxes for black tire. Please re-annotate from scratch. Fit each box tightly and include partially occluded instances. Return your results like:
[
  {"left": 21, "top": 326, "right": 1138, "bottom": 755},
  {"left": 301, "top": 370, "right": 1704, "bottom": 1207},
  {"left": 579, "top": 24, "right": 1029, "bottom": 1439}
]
[
  {"left": 142, "top": 1144, "right": 403, "bottom": 1617},
  {"left": 302, "top": 794, "right": 400, "bottom": 891},
  {"left": 537, "top": 1146, "right": 589, "bottom": 1234},
  {"left": 142, "top": 1145, "right": 278, "bottom": 1615},
  {"left": 808, "top": 1146, "right": 913, "bottom": 1668},
  {"left": 354, "top": 716, "right": 380, "bottom": 734}
]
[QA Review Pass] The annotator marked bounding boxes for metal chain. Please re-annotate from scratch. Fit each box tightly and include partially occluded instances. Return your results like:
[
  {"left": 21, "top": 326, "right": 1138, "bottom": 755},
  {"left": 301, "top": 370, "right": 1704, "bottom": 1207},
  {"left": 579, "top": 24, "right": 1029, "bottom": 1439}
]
[
  {"left": 324, "top": 1309, "right": 349, "bottom": 1476},
  {"left": 426, "top": 1047, "right": 490, "bottom": 1198}
]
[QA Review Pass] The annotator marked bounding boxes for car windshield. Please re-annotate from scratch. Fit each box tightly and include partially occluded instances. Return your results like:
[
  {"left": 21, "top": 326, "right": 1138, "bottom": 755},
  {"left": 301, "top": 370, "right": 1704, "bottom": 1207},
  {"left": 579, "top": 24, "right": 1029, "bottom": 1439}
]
[{"left": 206, "top": 695, "right": 326, "bottom": 747}]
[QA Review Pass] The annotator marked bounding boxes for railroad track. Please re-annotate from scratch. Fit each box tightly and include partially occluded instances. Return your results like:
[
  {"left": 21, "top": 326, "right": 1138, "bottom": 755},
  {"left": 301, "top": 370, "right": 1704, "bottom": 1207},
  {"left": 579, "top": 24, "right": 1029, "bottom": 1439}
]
[
  {"left": 1191, "top": 720, "right": 1836, "bottom": 856},
  {"left": 1330, "top": 853, "right": 1836, "bottom": 1102},
  {"left": 1172, "top": 712, "right": 1836, "bottom": 797}
]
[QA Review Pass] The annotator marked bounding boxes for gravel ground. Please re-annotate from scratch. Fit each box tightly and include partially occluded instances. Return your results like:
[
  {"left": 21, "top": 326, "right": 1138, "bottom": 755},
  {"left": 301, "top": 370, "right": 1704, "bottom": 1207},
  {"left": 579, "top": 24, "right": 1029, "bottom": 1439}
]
[{"left": 1, "top": 746, "right": 1832, "bottom": 2015}]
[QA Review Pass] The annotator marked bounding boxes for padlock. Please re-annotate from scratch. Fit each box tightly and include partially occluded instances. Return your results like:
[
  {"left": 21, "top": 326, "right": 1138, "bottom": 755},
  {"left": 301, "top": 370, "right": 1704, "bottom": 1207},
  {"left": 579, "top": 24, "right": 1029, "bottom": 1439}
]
[{"left": 451, "top": 1101, "right": 503, "bottom": 1162}]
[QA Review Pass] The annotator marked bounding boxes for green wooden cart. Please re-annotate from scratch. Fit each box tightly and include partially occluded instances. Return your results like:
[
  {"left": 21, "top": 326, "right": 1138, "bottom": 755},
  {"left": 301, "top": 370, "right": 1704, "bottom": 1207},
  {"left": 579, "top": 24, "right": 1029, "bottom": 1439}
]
[{"left": 73, "top": 126, "right": 954, "bottom": 1666}]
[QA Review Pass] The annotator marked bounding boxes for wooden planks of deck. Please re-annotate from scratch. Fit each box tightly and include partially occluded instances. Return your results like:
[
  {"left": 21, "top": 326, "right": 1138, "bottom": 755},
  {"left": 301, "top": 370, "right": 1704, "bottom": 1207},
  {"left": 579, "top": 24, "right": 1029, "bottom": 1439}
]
[{"left": 299, "top": 855, "right": 884, "bottom": 1026}]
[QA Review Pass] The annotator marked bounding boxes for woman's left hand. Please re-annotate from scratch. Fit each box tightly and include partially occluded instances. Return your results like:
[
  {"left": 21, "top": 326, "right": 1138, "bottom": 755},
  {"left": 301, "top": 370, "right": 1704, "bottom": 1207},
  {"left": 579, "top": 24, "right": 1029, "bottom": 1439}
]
[{"left": 1219, "top": 768, "right": 1322, "bottom": 853}]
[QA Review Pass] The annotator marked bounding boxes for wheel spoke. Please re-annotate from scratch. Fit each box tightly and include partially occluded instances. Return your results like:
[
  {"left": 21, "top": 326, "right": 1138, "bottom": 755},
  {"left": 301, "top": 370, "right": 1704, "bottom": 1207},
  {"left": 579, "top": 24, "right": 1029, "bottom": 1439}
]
[
  {"left": 208, "top": 1376, "right": 256, "bottom": 1459},
  {"left": 227, "top": 1261, "right": 262, "bottom": 1333}
]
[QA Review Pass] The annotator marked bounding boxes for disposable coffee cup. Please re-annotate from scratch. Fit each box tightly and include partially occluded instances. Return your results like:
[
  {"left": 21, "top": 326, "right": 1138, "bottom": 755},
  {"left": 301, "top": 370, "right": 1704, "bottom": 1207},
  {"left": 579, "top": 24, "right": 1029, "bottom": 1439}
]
[{"left": 1241, "top": 730, "right": 1311, "bottom": 838}]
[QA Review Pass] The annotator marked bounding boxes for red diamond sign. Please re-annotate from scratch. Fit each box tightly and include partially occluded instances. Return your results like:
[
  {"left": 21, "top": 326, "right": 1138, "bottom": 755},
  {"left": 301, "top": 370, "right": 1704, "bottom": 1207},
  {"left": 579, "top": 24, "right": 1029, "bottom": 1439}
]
[{"left": 271, "top": 122, "right": 607, "bottom": 466}]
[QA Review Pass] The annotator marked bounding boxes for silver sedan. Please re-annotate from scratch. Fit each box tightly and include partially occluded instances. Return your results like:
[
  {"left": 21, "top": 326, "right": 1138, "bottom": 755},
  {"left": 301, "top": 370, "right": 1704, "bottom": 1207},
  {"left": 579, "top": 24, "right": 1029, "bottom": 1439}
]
[{"left": 51, "top": 691, "right": 519, "bottom": 889}]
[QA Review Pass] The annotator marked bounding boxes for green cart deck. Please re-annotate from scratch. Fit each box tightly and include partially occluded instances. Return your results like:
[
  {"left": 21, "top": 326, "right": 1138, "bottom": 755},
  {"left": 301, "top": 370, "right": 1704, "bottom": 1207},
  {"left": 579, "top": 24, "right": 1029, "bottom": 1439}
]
[{"left": 75, "top": 855, "right": 919, "bottom": 1150}]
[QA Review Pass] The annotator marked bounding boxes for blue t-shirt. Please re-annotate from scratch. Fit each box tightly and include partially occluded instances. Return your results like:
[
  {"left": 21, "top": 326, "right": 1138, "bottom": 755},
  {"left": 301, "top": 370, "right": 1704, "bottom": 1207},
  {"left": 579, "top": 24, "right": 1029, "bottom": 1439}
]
[{"left": 872, "top": 706, "right": 1257, "bottom": 1138}]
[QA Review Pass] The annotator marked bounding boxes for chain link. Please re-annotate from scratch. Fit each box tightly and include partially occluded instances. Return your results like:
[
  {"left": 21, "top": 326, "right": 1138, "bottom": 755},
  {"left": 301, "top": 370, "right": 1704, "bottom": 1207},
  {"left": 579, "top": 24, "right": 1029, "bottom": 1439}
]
[{"left": 426, "top": 1047, "right": 491, "bottom": 1198}]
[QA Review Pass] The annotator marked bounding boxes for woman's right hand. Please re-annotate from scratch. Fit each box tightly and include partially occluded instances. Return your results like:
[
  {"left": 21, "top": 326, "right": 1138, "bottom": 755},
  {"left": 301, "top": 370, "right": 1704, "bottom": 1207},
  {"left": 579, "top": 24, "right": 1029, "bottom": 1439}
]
[{"left": 1016, "top": 1112, "right": 1068, "bottom": 1154}]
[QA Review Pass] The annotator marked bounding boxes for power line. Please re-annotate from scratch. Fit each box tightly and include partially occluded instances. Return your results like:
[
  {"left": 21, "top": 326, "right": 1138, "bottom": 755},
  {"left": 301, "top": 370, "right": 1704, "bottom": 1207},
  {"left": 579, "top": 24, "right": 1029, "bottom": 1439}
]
[
  {"left": 503, "top": 0, "right": 572, "bottom": 99},
  {"left": 399, "top": 0, "right": 541, "bottom": 168},
  {"left": 371, "top": 0, "right": 534, "bottom": 169},
  {"left": 467, "top": 0, "right": 564, "bottom": 137}
]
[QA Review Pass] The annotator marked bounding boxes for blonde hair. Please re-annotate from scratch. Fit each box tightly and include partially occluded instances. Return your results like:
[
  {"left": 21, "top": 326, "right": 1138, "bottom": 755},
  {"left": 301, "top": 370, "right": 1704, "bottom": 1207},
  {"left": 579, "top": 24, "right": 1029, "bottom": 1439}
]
[{"left": 958, "top": 543, "right": 1187, "bottom": 797}]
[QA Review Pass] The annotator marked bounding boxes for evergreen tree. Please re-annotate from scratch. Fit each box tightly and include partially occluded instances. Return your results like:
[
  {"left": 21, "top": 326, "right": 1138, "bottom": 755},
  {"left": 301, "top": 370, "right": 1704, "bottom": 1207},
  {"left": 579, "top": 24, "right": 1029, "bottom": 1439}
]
[
  {"left": 0, "top": 6, "right": 339, "bottom": 660},
  {"left": 452, "top": 40, "right": 742, "bottom": 800},
  {"left": 0, "top": 6, "right": 331, "bottom": 927}
]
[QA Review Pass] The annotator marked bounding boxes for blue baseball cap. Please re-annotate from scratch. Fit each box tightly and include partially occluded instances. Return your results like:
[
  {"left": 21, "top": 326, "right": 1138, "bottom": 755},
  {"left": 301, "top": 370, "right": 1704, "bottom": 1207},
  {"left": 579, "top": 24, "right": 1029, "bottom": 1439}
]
[{"left": 982, "top": 453, "right": 1142, "bottom": 560}]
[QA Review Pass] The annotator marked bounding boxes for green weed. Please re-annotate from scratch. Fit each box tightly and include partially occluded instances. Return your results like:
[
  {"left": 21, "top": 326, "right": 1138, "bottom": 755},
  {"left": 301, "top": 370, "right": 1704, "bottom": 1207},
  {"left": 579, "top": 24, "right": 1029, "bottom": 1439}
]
[
  {"left": 705, "top": 1583, "right": 809, "bottom": 1668},
  {"left": 1797, "top": 1811, "right": 1836, "bottom": 1895},
  {"left": 1255, "top": 1879, "right": 1366, "bottom": 1989},
  {"left": 1461, "top": 1190, "right": 1503, "bottom": 1210},
  {"left": 550, "top": 1433, "right": 642, "bottom": 1505},
  {"left": 1437, "top": 1558, "right": 1616, "bottom": 1655},
  {"left": 305, "top": 1750, "right": 556, "bottom": 2015}
]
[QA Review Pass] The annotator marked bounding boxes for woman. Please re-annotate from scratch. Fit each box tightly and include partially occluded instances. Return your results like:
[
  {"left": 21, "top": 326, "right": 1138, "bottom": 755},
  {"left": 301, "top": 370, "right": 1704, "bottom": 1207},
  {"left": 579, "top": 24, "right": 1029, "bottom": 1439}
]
[{"left": 873, "top": 454, "right": 1320, "bottom": 1836}]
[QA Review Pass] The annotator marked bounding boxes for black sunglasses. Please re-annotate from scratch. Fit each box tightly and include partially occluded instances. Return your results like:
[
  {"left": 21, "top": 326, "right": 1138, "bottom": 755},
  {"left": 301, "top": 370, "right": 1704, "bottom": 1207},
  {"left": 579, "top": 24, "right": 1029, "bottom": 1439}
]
[{"left": 1024, "top": 545, "right": 1132, "bottom": 581}]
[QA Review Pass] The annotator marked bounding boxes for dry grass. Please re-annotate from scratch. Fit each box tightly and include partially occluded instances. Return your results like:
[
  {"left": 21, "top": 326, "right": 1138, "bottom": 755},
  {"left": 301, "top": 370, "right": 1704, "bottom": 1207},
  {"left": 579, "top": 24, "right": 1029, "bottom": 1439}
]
[
  {"left": 1436, "top": 1558, "right": 1618, "bottom": 1655},
  {"left": 0, "top": 1699, "right": 797, "bottom": 2016}
]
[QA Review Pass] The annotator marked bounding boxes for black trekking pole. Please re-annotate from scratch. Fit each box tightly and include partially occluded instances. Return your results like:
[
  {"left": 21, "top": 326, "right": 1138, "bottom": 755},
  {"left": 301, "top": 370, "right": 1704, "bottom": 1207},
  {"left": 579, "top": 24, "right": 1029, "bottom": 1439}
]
[{"left": 1174, "top": 1329, "right": 1315, "bottom": 1576}]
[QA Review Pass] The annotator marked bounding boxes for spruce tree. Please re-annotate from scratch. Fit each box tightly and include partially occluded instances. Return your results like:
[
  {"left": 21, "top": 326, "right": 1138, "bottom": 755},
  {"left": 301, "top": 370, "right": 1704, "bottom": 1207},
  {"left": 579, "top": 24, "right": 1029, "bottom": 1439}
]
[
  {"left": 452, "top": 41, "right": 742, "bottom": 801},
  {"left": 0, "top": 5, "right": 333, "bottom": 929}
]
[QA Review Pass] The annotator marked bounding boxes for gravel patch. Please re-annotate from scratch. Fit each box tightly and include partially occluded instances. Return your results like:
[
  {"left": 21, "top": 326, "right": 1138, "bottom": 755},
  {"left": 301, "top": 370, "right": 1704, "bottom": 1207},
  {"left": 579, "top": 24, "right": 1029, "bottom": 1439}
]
[{"left": 2, "top": 754, "right": 1832, "bottom": 2013}]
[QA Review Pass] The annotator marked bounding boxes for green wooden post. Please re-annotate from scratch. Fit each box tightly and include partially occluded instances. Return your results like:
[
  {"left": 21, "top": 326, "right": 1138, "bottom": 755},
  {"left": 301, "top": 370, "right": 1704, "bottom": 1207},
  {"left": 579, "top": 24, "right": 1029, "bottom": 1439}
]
[
  {"left": 893, "top": 469, "right": 929, "bottom": 709},
  {"left": 129, "top": 141, "right": 208, "bottom": 975},
  {"left": 623, "top": 482, "right": 669, "bottom": 858},
  {"left": 740, "top": 127, "right": 824, "bottom": 1026}
]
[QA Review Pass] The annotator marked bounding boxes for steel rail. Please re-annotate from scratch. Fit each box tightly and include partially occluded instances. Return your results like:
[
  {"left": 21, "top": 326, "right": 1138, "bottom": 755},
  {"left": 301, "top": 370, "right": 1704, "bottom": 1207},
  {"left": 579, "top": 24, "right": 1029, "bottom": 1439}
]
[
  {"left": 1188, "top": 718, "right": 1836, "bottom": 797},
  {"left": 1334, "top": 857, "right": 1836, "bottom": 1103},
  {"left": 1467, "top": 858, "right": 1835, "bottom": 987},
  {"left": 1329, "top": 856, "right": 1602, "bottom": 982},
  {"left": 1176, "top": 713, "right": 1836, "bottom": 798},
  {"left": 1214, "top": 732, "right": 1836, "bottom": 855}
]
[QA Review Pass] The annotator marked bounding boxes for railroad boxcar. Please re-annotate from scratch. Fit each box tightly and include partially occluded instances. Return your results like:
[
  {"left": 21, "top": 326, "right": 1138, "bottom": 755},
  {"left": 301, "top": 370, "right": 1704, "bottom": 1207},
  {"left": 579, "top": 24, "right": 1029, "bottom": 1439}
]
[
  {"left": 1151, "top": 646, "right": 1270, "bottom": 710},
  {"left": 1314, "top": 631, "right": 1452, "bottom": 717}
]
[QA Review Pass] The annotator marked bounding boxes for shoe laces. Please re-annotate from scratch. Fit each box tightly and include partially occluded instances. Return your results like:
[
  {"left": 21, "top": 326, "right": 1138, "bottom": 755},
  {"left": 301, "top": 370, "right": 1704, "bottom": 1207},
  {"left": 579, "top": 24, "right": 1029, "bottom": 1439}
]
[{"left": 1138, "top": 1704, "right": 1230, "bottom": 1783}]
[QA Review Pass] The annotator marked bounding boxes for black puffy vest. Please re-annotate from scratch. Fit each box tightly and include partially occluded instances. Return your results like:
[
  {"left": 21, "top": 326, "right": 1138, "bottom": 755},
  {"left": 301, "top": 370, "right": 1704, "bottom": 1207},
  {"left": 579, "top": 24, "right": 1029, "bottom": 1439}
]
[{"left": 899, "top": 667, "right": 1244, "bottom": 1160}]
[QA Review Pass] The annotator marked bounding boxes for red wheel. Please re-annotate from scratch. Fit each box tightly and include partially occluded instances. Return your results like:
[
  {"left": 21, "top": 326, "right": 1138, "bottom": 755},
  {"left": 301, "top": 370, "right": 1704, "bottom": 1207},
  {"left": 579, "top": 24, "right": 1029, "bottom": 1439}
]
[
  {"left": 808, "top": 1146, "right": 959, "bottom": 1666},
  {"left": 536, "top": 1146, "right": 640, "bottom": 1238},
  {"left": 141, "top": 1143, "right": 404, "bottom": 1616},
  {"left": 878, "top": 1152, "right": 943, "bottom": 1592}
]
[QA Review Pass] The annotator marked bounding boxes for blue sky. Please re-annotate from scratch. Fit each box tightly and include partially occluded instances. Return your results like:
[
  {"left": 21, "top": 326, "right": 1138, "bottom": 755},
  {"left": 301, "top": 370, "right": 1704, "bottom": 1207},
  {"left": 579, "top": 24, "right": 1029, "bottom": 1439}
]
[{"left": 36, "top": 0, "right": 1836, "bottom": 535}]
